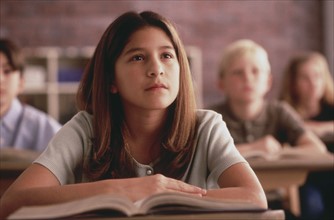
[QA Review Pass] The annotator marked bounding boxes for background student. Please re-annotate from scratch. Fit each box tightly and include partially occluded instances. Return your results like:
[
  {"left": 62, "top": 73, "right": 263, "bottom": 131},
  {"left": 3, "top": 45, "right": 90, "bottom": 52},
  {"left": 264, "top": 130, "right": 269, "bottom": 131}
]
[
  {"left": 0, "top": 11, "right": 267, "bottom": 219},
  {"left": 0, "top": 39, "right": 61, "bottom": 152},
  {"left": 209, "top": 39, "right": 325, "bottom": 156},
  {"left": 280, "top": 51, "right": 334, "bottom": 152},
  {"left": 279, "top": 51, "right": 334, "bottom": 220},
  {"left": 209, "top": 39, "right": 327, "bottom": 219}
]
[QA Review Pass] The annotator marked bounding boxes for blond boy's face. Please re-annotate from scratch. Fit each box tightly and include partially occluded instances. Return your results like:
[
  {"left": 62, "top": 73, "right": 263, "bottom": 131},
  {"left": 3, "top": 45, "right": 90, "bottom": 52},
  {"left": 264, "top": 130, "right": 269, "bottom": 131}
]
[{"left": 219, "top": 51, "right": 271, "bottom": 104}]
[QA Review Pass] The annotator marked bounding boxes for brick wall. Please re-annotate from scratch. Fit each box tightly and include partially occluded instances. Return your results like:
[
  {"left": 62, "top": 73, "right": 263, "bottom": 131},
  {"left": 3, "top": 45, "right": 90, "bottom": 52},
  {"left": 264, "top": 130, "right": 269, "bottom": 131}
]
[{"left": 0, "top": 0, "right": 325, "bottom": 107}]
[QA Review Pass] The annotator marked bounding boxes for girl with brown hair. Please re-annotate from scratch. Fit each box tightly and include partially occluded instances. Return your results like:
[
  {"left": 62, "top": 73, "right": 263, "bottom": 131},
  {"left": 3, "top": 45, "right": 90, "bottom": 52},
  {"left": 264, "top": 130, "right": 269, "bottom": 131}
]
[{"left": 0, "top": 11, "right": 266, "bottom": 218}]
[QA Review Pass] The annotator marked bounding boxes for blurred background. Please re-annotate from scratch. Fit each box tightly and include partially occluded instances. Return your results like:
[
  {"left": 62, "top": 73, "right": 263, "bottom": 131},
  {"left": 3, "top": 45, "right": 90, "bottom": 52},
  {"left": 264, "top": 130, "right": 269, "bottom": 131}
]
[{"left": 1, "top": 0, "right": 333, "bottom": 124}]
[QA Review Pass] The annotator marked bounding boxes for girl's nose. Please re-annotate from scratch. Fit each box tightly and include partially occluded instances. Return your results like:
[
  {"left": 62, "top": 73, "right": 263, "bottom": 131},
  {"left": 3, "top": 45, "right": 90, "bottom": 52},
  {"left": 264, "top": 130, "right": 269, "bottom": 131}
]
[
  {"left": 146, "top": 58, "right": 164, "bottom": 77},
  {"left": 147, "top": 71, "right": 163, "bottom": 77}
]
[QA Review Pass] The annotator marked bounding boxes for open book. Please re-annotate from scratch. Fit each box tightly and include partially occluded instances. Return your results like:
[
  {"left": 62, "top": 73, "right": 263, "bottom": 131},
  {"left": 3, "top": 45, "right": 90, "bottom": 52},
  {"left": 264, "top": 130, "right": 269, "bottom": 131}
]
[
  {"left": 242, "top": 147, "right": 317, "bottom": 161},
  {"left": 8, "top": 192, "right": 265, "bottom": 219}
]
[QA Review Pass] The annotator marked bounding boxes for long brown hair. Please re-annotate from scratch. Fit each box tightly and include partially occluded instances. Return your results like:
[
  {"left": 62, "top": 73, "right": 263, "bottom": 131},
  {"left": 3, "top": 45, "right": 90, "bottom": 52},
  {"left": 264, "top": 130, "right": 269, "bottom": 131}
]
[
  {"left": 76, "top": 11, "right": 197, "bottom": 180},
  {"left": 279, "top": 52, "right": 334, "bottom": 111}
]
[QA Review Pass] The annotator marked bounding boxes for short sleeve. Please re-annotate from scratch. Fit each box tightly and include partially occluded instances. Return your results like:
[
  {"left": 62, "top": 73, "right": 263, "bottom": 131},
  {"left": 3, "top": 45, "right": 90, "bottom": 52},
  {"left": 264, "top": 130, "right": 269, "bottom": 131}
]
[
  {"left": 183, "top": 110, "right": 246, "bottom": 189},
  {"left": 34, "top": 111, "right": 93, "bottom": 185},
  {"left": 277, "top": 102, "right": 306, "bottom": 145}
]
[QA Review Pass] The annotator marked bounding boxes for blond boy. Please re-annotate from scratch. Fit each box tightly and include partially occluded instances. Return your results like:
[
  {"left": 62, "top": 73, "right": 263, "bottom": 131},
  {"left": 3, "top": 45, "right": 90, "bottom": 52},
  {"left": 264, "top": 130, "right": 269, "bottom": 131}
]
[{"left": 210, "top": 39, "right": 325, "bottom": 157}]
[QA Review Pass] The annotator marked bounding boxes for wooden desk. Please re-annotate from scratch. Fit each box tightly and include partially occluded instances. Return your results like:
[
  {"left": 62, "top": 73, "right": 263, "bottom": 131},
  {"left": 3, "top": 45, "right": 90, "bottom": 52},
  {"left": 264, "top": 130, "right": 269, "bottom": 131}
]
[
  {"left": 84, "top": 210, "right": 285, "bottom": 220},
  {"left": 0, "top": 160, "right": 32, "bottom": 196},
  {"left": 0, "top": 148, "right": 40, "bottom": 196},
  {"left": 249, "top": 152, "right": 334, "bottom": 216},
  {"left": 1, "top": 148, "right": 333, "bottom": 217}
]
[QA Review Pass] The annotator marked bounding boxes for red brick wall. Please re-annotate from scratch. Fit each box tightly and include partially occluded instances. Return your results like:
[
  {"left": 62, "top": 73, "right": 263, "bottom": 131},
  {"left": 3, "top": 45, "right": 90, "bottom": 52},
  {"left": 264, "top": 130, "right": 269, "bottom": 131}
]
[{"left": 0, "top": 0, "right": 324, "bottom": 107}]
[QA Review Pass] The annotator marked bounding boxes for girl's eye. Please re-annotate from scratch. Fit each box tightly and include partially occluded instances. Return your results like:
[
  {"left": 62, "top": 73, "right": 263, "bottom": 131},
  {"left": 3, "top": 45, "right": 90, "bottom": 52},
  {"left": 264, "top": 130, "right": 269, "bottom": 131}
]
[
  {"left": 3, "top": 68, "right": 14, "bottom": 75},
  {"left": 162, "top": 53, "right": 173, "bottom": 59},
  {"left": 131, "top": 55, "right": 144, "bottom": 61}
]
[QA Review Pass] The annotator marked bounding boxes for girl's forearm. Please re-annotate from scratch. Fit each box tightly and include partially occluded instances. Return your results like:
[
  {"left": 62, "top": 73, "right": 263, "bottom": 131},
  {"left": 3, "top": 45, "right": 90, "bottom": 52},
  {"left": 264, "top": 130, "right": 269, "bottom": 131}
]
[
  {"left": 205, "top": 188, "right": 267, "bottom": 209},
  {"left": 0, "top": 180, "right": 111, "bottom": 219}
]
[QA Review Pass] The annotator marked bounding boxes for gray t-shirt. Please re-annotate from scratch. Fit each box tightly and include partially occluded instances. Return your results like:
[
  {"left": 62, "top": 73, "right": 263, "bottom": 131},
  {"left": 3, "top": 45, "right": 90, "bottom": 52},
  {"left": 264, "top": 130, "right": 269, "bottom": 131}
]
[{"left": 35, "top": 109, "right": 246, "bottom": 189}]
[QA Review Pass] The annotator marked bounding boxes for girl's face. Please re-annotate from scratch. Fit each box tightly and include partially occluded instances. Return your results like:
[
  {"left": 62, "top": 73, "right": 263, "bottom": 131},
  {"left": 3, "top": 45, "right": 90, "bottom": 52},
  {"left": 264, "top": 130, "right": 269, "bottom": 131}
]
[
  {"left": 220, "top": 51, "right": 271, "bottom": 104},
  {"left": 0, "top": 52, "right": 24, "bottom": 116},
  {"left": 113, "top": 27, "right": 180, "bottom": 112},
  {"left": 295, "top": 59, "right": 325, "bottom": 104}
]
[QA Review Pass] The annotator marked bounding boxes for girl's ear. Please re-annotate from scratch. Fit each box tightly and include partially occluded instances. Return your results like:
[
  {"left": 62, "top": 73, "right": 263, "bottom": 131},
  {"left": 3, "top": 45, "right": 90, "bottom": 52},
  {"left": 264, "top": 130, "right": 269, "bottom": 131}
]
[{"left": 110, "top": 84, "right": 118, "bottom": 94}]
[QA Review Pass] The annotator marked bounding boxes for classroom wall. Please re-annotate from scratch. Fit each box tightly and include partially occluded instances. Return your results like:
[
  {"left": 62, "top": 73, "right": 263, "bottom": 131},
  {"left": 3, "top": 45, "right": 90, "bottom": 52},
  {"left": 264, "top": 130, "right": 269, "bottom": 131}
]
[{"left": 0, "top": 0, "right": 329, "bottom": 107}]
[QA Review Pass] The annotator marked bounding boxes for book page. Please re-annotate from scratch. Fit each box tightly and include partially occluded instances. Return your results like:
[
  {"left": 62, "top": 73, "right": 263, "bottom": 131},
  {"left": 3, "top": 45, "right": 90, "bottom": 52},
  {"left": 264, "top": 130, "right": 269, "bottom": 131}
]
[
  {"left": 8, "top": 192, "right": 265, "bottom": 219},
  {"left": 8, "top": 194, "right": 137, "bottom": 219},
  {"left": 242, "top": 147, "right": 316, "bottom": 161},
  {"left": 136, "top": 192, "right": 264, "bottom": 214}
]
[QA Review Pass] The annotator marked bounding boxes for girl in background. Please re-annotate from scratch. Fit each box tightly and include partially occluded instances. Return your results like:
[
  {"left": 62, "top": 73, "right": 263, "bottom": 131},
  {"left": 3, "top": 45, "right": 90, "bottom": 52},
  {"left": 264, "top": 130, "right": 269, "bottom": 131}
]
[
  {"left": 280, "top": 52, "right": 334, "bottom": 220},
  {"left": 280, "top": 52, "right": 334, "bottom": 151}
]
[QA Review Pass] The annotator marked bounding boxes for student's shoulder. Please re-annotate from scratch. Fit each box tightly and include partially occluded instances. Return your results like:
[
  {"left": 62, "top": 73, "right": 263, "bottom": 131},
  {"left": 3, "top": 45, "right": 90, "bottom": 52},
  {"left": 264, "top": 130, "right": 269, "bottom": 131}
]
[
  {"left": 266, "top": 100, "right": 295, "bottom": 112},
  {"left": 70, "top": 110, "right": 93, "bottom": 122},
  {"left": 266, "top": 100, "right": 301, "bottom": 119},
  {"left": 57, "top": 111, "right": 94, "bottom": 137},
  {"left": 23, "top": 104, "right": 47, "bottom": 118},
  {"left": 23, "top": 105, "right": 60, "bottom": 125},
  {"left": 63, "top": 111, "right": 93, "bottom": 128},
  {"left": 206, "top": 101, "right": 226, "bottom": 114},
  {"left": 195, "top": 109, "right": 232, "bottom": 138},
  {"left": 196, "top": 109, "right": 223, "bottom": 125}
]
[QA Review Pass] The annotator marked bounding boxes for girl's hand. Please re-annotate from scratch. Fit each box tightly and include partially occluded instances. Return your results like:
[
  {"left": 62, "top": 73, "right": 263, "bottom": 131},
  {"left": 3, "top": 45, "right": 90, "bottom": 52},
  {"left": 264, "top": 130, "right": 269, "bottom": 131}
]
[{"left": 105, "top": 174, "right": 207, "bottom": 202}]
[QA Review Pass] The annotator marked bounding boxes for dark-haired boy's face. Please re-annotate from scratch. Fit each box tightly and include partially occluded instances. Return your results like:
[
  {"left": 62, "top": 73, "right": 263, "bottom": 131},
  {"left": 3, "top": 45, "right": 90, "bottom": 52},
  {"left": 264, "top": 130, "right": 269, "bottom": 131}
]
[
  {"left": 113, "top": 27, "right": 180, "bottom": 113},
  {"left": 0, "top": 52, "right": 24, "bottom": 116}
]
